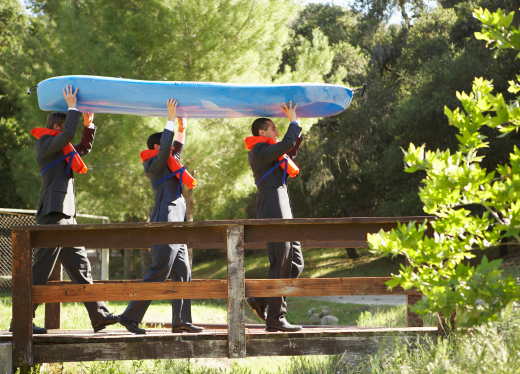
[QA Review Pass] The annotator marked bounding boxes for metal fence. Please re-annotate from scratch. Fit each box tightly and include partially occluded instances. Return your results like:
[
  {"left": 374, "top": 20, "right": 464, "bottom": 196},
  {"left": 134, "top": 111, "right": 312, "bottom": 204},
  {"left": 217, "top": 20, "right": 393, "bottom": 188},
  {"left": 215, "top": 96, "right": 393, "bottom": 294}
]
[{"left": 0, "top": 209, "right": 110, "bottom": 294}]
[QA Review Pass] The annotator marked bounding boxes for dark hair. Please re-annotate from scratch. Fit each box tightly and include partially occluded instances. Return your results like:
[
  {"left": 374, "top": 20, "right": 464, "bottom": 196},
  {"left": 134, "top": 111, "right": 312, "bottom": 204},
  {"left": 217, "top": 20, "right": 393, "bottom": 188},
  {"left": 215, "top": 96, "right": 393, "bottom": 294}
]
[
  {"left": 147, "top": 132, "right": 162, "bottom": 150},
  {"left": 46, "top": 112, "right": 67, "bottom": 129},
  {"left": 251, "top": 118, "right": 271, "bottom": 136}
]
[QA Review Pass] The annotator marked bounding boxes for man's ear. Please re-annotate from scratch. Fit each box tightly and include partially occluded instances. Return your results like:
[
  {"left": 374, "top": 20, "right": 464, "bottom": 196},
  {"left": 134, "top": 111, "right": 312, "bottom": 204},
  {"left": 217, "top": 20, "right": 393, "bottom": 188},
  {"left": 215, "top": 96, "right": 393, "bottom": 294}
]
[
  {"left": 259, "top": 130, "right": 264, "bottom": 137},
  {"left": 154, "top": 144, "right": 160, "bottom": 150}
]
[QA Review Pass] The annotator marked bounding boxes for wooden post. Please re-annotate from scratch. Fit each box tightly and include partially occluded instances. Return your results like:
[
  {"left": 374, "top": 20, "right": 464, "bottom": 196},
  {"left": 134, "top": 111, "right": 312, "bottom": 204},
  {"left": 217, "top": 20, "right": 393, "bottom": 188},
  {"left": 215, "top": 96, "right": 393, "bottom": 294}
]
[
  {"left": 0, "top": 343, "right": 13, "bottom": 374},
  {"left": 11, "top": 231, "right": 33, "bottom": 367},
  {"left": 226, "top": 225, "right": 246, "bottom": 358},
  {"left": 437, "top": 311, "right": 456, "bottom": 336},
  {"left": 406, "top": 294, "right": 424, "bottom": 327},
  {"left": 45, "top": 260, "right": 62, "bottom": 329}
]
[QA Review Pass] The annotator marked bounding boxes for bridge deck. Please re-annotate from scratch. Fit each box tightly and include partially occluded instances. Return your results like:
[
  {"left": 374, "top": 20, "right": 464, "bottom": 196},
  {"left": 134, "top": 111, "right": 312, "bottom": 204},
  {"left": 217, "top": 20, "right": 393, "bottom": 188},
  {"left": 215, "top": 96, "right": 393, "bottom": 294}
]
[
  {"left": 0, "top": 326, "right": 437, "bottom": 363},
  {"left": 9, "top": 217, "right": 438, "bottom": 369}
]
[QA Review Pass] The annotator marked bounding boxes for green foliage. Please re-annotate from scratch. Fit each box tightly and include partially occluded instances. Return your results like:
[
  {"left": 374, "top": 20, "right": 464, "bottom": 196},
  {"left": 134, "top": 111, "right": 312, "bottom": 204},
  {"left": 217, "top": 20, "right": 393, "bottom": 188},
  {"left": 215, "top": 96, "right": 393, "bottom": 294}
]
[
  {"left": 290, "top": 1, "right": 520, "bottom": 220},
  {"left": 0, "top": 118, "right": 32, "bottom": 208},
  {"left": 368, "top": 7, "right": 520, "bottom": 326}
]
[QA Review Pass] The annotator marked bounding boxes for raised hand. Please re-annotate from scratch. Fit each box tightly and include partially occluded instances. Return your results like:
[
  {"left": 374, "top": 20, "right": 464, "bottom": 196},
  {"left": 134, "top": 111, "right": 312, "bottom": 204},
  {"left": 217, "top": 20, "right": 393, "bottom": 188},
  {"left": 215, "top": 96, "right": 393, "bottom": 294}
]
[
  {"left": 63, "top": 85, "right": 78, "bottom": 109},
  {"left": 167, "top": 98, "right": 178, "bottom": 121},
  {"left": 280, "top": 101, "right": 299, "bottom": 123},
  {"left": 83, "top": 113, "right": 94, "bottom": 127},
  {"left": 177, "top": 117, "right": 187, "bottom": 133}
]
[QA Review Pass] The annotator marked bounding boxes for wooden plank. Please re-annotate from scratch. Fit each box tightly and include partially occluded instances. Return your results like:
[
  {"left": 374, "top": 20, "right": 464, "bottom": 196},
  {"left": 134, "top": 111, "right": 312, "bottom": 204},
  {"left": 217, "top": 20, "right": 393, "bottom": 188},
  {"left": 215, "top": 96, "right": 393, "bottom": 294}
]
[
  {"left": 30, "top": 327, "right": 438, "bottom": 363},
  {"left": 32, "top": 277, "right": 421, "bottom": 304},
  {"left": 0, "top": 326, "right": 439, "bottom": 344},
  {"left": 11, "top": 231, "right": 33, "bottom": 367},
  {"left": 0, "top": 343, "right": 13, "bottom": 374},
  {"left": 28, "top": 225, "right": 227, "bottom": 250},
  {"left": 11, "top": 216, "right": 434, "bottom": 232},
  {"left": 33, "top": 279, "right": 227, "bottom": 304},
  {"left": 247, "top": 337, "right": 380, "bottom": 356},
  {"left": 190, "top": 240, "right": 372, "bottom": 250},
  {"left": 226, "top": 225, "right": 246, "bottom": 358},
  {"left": 244, "top": 222, "right": 409, "bottom": 245},
  {"left": 45, "top": 261, "right": 62, "bottom": 330},
  {"left": 33, "top": 340, "right": 228, "bottom": 363},
  {"left": 244, "top": 278, "right": 422, "bottom": 297},
  {"left": 11, "top": 217, "right": 433, "bottom": 250}
]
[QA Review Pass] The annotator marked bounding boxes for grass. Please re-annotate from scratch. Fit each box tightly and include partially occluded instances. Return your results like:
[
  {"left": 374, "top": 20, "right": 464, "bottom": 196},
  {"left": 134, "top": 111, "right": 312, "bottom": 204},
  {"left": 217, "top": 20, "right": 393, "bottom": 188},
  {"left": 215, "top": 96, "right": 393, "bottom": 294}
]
[{"left": 192, "top": 247, "right": 405, "bottom": 280}]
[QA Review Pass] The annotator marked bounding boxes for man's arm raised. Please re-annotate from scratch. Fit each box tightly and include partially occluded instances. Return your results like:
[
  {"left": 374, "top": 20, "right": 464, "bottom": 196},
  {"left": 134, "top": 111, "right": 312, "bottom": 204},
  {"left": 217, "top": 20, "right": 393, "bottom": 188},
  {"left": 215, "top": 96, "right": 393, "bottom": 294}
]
[
  {"left": 147, "top": 98, "right": 177, "bottom": 175},
  {"left": 172, "top": 117, "right": 186, "bottom": 161}
]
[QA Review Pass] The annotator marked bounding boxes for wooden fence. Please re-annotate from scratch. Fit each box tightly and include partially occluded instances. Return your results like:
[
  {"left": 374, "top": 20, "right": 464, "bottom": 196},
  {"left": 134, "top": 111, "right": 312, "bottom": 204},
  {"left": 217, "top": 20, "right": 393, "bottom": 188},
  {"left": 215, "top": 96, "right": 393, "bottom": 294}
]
[{"left": 7, "top": 217, "right": 438, "bottom": 371}]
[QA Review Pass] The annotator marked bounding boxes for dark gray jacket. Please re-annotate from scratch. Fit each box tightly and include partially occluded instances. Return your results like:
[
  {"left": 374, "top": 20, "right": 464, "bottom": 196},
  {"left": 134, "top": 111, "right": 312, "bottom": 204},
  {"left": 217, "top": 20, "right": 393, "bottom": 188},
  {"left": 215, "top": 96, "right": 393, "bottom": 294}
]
[
  {"left": 248, "top": 122, "right": 302, "bottom": 219},
  {"left": 143, "top": 129, "right": 185, "bottom": 222},
  {"left": 35, "top": 110, "right": 96, "bottom": 219}
]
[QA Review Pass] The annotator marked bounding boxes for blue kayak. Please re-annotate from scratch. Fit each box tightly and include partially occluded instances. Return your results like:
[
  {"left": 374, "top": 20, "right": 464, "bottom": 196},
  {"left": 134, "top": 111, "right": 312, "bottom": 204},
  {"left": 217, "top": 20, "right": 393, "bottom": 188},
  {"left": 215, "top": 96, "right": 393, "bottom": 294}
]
[{"left": 36, "top": 75, "right": 353, "bottom": 119}]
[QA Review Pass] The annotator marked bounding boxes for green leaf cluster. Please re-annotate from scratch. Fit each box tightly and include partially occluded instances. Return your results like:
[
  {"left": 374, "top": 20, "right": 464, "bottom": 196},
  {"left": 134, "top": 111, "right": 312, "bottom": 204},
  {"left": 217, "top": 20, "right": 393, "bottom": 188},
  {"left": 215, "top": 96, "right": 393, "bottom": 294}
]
[{"left": 368, "top": 7, "right": 520, "bottom": 326}]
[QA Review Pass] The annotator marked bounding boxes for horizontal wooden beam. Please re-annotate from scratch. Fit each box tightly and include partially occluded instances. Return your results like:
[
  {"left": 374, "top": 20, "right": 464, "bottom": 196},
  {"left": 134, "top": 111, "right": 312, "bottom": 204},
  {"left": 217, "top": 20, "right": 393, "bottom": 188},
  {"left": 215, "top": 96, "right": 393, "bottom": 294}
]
[
  {"left": 245, "top": 278, "right": 421, "bottom": 297},
  {"left": 29, "top": 225, "right": 227, "bottom": 250},
  {"left": 33, "top": 279, "right": 227, "bottom": 304},
  {"left": 11, "top": 217, "right": 433, "bottom": 250},
  {"left": 190, "top": 240, "right": 370, "bottom": 249},
  {"left": 33, "top": 278, "right": 421, "bottom": 304},
  {"left": 13, "top": 216, "right": 433, "bottom": 232},
  {"left": 31, "top": 327, "right": 438, "bottom": 363},
  {"left": 34, "top": 340, "right": 228, "bottom": 363}
]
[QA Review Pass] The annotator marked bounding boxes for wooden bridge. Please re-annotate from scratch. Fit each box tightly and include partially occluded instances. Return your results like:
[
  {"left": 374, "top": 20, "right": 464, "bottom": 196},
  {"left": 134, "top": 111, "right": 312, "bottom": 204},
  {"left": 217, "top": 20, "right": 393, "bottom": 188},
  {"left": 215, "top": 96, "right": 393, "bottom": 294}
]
[{"left": 3, "top": 217, "right": 440, "bottom": 372}]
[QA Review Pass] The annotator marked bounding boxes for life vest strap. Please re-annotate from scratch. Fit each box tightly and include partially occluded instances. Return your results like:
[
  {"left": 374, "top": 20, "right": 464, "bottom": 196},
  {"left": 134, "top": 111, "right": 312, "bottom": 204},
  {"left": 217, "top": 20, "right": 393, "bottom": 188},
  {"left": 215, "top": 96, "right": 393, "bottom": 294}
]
[
  {"left": 255, "top": 157, "right": 288, "bottom": 186},
  {"left": 152, "top": 167, "right": 185, "bottom": 199},
  {"left": 39, "top": 150, "right": 77, "bottom": 176}
]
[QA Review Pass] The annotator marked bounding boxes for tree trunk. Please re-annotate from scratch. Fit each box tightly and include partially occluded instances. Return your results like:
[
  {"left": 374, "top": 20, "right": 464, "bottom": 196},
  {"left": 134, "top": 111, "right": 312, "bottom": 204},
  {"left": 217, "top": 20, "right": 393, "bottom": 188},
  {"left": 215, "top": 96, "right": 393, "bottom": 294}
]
[
  {"left": 184, "top": 186, "right": 194, "bottom": 269},
  {"left": 124, "top": 215, "right": 134, "bottom": 279},
  {"left": 345, "top": 248, "right": 360, "bottom": 260}
]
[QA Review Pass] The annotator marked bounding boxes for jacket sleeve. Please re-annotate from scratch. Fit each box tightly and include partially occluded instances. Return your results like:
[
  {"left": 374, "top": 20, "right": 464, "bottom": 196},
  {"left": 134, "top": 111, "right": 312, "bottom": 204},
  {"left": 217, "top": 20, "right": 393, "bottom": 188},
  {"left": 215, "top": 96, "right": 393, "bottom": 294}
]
[
  {"left": 287, "top": 132, "right": 303, "bottom": 160},
  {"left": 253, "top": 122, "right": 300, "bottom": 164},
  {"left": 37, "top": 110, "right": 81, "bottom": 157},
  {"left": 171, "top": 140, "right": 184, "bottom": 161},
  {"left": 147, "top": 129, "right": 174, "bottom": 175},
  {"left": 73, "top": 126, "right": 96, "bottom": 156}
]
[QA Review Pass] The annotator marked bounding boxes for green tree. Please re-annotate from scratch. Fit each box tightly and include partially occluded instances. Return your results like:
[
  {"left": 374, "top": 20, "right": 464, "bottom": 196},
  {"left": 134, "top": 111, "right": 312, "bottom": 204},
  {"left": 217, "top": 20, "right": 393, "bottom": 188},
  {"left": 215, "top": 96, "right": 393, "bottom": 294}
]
[
  {"left": 0, "top": 0, "right": 33, "bottom": 209},
  {"left": 368, "top": 7, "right": 520, "bottom": 326},
  {"left": 290, "top": 1, "right": 520, "bottom": 220}
]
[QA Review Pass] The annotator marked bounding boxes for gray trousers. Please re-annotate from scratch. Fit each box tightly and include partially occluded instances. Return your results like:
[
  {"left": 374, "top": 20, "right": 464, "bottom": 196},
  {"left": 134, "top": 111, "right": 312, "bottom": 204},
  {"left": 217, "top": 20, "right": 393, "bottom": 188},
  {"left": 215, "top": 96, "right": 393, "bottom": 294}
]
[
  {"left": 33, "top": 212, "right": 111, "bottom": 326},
  {"left": 255, "top": 241, "right": 304, "bottom": 326},
  {"left": 121, "top": 243, "right": 192, "bottom": 325}
]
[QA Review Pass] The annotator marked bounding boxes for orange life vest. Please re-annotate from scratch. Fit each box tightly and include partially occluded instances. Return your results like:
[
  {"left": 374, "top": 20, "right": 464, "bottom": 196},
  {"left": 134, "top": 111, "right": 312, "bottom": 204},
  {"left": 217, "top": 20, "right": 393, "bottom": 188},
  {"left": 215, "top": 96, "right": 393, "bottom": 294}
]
[
  {"left": 140, "top": 149, "right": 196, "bottom": 189},
  {"left": 243, "top": 136, "right": 300, "bottom": 180},
  {"left": 30, "top": 128, "right": 88, "bottom": 175}
]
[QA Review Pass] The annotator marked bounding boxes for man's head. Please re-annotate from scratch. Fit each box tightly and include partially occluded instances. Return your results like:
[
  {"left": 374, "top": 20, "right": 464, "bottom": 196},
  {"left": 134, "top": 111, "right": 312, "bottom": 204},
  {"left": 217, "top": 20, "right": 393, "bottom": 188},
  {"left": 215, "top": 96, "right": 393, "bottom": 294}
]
[
  {"left": 46, "top": 112, "right": 67, "bottom": 131},
  {"left": 147, "top": 132, "right": 162, "bottom": 150},
  {"left": 251, "top": 118, "right": 279, "bottom": 139}
]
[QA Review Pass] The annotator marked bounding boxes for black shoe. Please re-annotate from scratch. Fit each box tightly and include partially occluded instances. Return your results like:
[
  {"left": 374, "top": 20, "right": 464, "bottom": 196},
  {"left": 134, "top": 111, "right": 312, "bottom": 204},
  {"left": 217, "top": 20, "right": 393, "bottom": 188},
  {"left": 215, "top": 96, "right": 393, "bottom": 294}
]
[
  {"left": 172, "top": 323, "right": 205, "bottom": 333},
  {"left": 117, "top": 315, "right": 146, "bottom": 334},
  {"left": 246, "top": 297, "right": 266, "bottom": 323},
  {"left": 9, "top": 322, "right": 47, "bottom": 334},
  {"left": 266, "top": 321, "right": 302, "bottom": 332},
  {"left": 93, "top": 313, "right": 120, "bottom": 333}
]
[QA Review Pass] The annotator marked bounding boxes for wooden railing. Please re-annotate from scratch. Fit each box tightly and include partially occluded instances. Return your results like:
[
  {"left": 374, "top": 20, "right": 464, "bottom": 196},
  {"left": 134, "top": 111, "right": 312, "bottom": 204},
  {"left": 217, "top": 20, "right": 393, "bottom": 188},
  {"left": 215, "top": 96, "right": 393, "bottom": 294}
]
[{"left": 10, "top": 217, "right": 432, "bottom": 369}]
